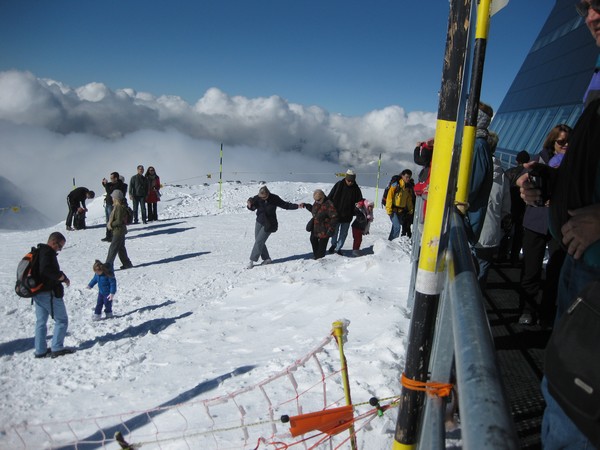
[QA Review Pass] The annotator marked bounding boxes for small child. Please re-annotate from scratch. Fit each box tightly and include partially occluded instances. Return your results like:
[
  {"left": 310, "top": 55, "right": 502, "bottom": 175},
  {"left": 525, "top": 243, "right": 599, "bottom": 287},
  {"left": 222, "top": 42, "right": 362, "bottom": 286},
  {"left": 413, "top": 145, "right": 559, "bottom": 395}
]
[
  {"left": 351, "top": 199, "right": 374, "bottom": 256},
  {"left": 87, "top": 260, "right": 117, "bottom": 320}
]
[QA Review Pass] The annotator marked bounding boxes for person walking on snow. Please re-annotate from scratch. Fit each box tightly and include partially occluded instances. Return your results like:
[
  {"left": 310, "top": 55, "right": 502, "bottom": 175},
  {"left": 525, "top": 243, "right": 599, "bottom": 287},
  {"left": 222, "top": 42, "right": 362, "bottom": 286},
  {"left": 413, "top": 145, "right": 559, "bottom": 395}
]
[
  {"left": 327, "top": 169, "right": 363, "bottom": 255},
  {"left": 32, "top": 232, "right": 75, "bottom": 358},
  {"left": 87, "top": 260, "right": 117, "bottom": 321},
  {"left": 246, "top": 185, "right": 304, "bottom": 269},
  {"left": 305, "top": 189, "right": 338, "bottom": 259},
  {"left": 351, "top": 199, "right": 374, "bottom": 256},
  {"left": 386, "top": 169, "right": 414, "bottom": 241}
]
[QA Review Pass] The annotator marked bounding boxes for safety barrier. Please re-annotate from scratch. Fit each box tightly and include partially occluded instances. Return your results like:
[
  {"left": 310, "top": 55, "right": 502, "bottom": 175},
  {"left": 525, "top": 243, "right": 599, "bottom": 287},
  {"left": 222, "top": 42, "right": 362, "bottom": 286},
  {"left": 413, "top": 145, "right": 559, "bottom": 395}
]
[{"left": 413, "top": 210, "right": 518, "bottom": 449}]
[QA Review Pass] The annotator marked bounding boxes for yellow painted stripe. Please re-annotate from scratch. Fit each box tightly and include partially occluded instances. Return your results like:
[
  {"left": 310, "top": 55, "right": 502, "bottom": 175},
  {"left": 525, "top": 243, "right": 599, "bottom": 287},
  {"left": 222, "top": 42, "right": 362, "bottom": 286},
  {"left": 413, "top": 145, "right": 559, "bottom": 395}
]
[
  {"left": 392, "top": 441, "right": 416, "bottom": 450},
  {"left": 418, "top": 119, "right": 456, "bottom": 275},
  {"left": 456, "top": 124, "right": 476, "bottom": 206},
  {"left": 475, "top": 0, "right": 492, "bottom": 39}
]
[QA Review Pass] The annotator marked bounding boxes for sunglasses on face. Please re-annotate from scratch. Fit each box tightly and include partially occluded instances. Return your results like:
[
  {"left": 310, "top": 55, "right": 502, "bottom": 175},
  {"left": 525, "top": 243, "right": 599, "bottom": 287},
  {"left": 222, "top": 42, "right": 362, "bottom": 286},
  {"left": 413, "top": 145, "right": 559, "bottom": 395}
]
[
  {"left": 555, "top": 139, "right": 568, "bottom": 146},
  {"left": 576, "top": 0, "right": 600, "bottom": 17}
]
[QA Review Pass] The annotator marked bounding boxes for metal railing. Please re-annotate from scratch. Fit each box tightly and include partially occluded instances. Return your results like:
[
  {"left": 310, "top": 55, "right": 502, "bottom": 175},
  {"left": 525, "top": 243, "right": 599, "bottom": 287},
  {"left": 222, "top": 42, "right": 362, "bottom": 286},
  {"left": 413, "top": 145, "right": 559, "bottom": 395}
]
[{"left": 409, "top": 208, "right": 518, "bottom": 449}]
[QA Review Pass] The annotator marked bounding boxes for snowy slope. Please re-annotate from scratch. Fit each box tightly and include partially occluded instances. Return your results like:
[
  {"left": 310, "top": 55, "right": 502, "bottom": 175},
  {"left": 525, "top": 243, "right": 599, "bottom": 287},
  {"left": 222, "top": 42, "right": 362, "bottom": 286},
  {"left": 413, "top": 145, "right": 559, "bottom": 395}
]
[{"left": 0, "top": 181, "right": 414, "bottom": 449}]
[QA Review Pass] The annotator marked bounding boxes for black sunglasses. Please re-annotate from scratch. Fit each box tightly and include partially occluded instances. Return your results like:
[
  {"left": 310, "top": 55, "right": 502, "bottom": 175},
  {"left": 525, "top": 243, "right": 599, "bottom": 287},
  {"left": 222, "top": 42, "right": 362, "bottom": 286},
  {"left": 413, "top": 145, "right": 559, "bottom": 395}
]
[{"left": 576, "top": 0, "right": 600, "bottom": 17}]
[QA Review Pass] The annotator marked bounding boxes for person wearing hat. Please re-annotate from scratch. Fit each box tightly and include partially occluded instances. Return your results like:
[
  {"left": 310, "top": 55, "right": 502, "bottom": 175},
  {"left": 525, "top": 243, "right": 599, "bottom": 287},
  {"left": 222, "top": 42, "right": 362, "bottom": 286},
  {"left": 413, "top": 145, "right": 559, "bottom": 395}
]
[
  {"left": 327, "top": 169, "right": 363, "bottom": 255},
  {"left": 246, "top": 185, "right": 304, "bottom": 269},
  {"left": 105, "top": 189, "right": 133, "bottom": 273}
]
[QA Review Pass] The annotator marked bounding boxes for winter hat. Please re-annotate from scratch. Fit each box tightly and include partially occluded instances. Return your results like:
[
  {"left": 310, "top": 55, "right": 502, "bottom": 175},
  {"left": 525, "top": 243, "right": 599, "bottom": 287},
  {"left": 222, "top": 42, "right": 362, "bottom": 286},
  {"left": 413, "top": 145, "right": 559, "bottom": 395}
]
[
  {"left": 345, "top": 169, "right": 356, "bottom": 182},
  {"left": 111, "top": 190, "right": 124, "bottom": 200},
  {"left": 258, "top": 186, "right": 270, "bottom": 199}
]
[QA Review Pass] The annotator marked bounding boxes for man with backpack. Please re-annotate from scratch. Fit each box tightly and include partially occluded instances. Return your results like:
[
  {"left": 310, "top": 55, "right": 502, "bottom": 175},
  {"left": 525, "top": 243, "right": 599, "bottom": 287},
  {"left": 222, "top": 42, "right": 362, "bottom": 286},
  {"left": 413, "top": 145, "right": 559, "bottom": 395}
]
[
  {"left": 32, "top": 232, "right": 74, "bottom": 358},
  {"left": 385, "top": 169, "right": 415, "bottom": 241}
]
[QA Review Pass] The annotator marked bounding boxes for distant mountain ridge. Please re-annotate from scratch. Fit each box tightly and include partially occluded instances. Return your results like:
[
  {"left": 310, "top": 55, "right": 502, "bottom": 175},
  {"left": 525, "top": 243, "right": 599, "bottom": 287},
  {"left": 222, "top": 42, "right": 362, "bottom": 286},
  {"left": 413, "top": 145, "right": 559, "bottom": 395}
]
[{"left": 0, "top": 176, "right": 53, "bottom": 230}]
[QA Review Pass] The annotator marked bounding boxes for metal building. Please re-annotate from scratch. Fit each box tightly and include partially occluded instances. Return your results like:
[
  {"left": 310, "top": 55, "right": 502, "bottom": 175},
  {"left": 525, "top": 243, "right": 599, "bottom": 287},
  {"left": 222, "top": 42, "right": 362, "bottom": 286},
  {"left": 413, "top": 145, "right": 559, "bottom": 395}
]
[{"left": 491, "top": 0, "right": 598, "bottom": 167}]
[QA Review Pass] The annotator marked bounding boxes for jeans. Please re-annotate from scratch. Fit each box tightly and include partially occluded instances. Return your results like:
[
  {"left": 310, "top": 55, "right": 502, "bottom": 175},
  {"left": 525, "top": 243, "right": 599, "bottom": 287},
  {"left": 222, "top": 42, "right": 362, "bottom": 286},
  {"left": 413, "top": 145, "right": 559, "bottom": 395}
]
[
  {"left": 104, "top": 204, "right": 113, "bottom": 223},
  {"left": 474, "top": 246, "right": 496, "bottom": 290},
  {"left": 331, "top": 222, "right": 351, "bottom": 251},
  {"left": 131, "top": 196, "right": 147, "bottom": 223},
  {"left": 388, "top": 212, "right": 402, "bottom": 240},
  {"left": 146, "top": 202, "right": 158, "bottom": 221},
  {"left": 250, "top": 222, "right": 271, "bottom": 262},
  {"left": 540, "top": 255, "right": 600, "bottom": 449},
  {"left": 34, "top": 291, "right": 69, "bottom": 354},
  {"left": 541, "top": 377, "right": 594, "bottom": 449}
]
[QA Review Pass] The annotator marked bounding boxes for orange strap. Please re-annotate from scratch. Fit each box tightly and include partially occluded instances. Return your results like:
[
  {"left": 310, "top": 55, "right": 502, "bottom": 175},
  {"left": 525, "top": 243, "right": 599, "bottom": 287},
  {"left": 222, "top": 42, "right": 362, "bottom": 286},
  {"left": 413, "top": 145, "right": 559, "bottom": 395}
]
[{"left": 401, "top": 373, "right": 453, "bottom": 398}]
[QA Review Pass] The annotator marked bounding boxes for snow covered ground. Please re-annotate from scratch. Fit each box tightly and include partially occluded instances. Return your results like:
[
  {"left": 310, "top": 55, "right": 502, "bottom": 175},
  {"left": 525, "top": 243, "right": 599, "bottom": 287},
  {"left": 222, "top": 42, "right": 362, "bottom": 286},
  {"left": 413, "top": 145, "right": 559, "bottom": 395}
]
[{"left": 0, "top": 181, "right": 415, "bottom": 449}]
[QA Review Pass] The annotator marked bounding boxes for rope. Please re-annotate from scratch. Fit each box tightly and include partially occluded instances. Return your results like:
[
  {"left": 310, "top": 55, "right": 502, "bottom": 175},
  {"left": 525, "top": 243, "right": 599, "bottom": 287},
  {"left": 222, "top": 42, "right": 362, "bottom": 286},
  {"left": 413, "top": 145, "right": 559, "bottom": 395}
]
[{"left": 400, "top": 373, "right": 453, "bottom": 398}]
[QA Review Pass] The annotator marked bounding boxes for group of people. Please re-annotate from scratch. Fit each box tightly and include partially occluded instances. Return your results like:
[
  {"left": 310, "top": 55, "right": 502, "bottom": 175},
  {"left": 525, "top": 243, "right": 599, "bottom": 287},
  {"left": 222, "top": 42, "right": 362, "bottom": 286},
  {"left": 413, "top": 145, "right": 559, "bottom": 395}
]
[
  {"left": 64, "top": 164, "right": 162, "bottom": 273},
  {"left": 246, "top": 170, "right": 373, "bottom": 267},
  {"left": 34, "top": 165, "right": 162, "bottom": 358}
]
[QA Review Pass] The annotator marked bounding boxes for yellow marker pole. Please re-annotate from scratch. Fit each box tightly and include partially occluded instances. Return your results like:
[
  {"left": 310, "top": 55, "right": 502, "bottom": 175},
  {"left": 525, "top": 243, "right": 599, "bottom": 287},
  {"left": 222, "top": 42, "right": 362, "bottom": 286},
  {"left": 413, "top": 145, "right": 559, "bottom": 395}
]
[
  {"left": 332, "top": 320, "right": 357, "bottom": 450},
  {"left": 393, "top": 0, "right": 474, "bottom": 448},
  {"left": 456, "top": 0, "right": 494, "bottom": 213}
]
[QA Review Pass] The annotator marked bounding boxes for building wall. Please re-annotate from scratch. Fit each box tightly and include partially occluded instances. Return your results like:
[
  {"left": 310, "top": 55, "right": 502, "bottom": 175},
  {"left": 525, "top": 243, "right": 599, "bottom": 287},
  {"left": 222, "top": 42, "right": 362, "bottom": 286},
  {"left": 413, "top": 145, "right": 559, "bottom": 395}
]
[{"left": 491, "top": 0, "right": 598, "bottom": 168}]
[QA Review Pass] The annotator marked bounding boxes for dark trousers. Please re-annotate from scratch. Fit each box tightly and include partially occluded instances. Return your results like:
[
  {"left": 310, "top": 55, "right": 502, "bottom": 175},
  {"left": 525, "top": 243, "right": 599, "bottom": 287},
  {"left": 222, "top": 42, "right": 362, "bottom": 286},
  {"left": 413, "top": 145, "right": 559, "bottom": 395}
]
[
  {"left": 310, "top": 234, "right": 330, "bottom": 259},
  {"left": 65, "top": 198, "right": 78, "bottom": 228},
  {"left": 105, "top": 232, "right": 131, "bottom": 272},
  {"left": 520, "top": 228, "right": 549, "bottom": 314},
  {"left": 146, "top": 202, "right": 158, "bottom": 221},
  {"left": 131, "top": 196, "right": 146, "bottom": 223}
]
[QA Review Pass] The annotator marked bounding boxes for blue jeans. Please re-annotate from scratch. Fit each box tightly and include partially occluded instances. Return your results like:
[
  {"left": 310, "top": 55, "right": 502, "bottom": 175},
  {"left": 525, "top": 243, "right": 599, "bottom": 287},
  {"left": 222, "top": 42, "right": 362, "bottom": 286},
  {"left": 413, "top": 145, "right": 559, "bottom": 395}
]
[
  {"left": 250, "top": 222, "right": 271, "bottom": 262},
  {"left": 104, "top": 204, "right": 113, "bottom": 223},
  {"left": 388, "top": 212, "right": 402, "bottom": 240},
  {"left": 541, "top": 377, "right": 594, "bottom": 449},
  {"left": 541, "top": 255, "right": 599, "bottom": 449},
  {"left": 555, "top": 254, "right": 600, "bottom": 322},
  {"left": 33, "top": 291, "right": 69, "bottom": 354},
  {"left": 331, "top": 222, "right": 351, "bottom": 251}
]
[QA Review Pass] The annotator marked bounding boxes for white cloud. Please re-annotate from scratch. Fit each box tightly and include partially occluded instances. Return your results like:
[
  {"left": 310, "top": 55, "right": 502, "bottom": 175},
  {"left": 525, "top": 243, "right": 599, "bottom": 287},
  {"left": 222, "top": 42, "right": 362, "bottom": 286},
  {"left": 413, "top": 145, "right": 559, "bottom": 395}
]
[{"left": 0, "top": 70, "right": 436, "bottom": 223}]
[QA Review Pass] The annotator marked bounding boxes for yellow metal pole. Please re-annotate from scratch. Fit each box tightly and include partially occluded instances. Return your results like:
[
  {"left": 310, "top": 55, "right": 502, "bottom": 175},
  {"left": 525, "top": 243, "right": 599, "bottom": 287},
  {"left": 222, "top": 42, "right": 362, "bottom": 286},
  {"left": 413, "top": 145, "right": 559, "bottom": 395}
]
[
  {"left": 332, "top": 320, "right": 357, "bottom": 450},
  {"left": 456, "top": 0, "right": 493, "bottom": 213}
]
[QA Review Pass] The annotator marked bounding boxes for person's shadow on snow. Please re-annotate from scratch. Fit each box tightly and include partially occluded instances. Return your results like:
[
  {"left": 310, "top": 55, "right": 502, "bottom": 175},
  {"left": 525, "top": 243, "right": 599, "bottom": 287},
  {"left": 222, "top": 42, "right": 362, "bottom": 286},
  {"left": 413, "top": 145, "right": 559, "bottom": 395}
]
[
  {"left": 125, "top": 251, "right": 210, "bottom": 269},
  {"left": 127, "top": 226, "right": 195, "bottom": 240},
  {"left": 76, "top": 312, "right": 193, "bottom": 350},
  {"left": 53, "top": 365, "right": 257, "bottom": 450}
]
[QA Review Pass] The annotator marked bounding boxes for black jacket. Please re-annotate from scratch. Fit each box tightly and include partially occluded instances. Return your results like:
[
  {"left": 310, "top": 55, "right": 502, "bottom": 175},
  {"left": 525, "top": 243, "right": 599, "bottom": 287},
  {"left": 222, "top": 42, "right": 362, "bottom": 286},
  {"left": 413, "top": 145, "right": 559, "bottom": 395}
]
[
  {"left": 327, "top": 180, "right": 363, "bottom": 223},
  {"left": 36, "top": 243, "right": 66, "bottom": 298},
  {"left": 247, "top": 194, "right": 298, "bottom": 233},
  {"left": 103, "top": 179, "right": 127, "bottom": 206},
  {"left": 67, "top": 187, "right": 91, "bottom": 208}
]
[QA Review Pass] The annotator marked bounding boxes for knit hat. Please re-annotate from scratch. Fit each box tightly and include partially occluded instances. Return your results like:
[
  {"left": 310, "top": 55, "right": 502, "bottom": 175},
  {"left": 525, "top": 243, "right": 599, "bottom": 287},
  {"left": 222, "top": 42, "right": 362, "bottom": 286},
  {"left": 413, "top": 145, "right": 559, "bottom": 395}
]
[
  {"left": 345, "top": 169, "right": 356, "bottom": 182},
  {"left": 111, "top": 190, "right": 124, "bottom": 200}
]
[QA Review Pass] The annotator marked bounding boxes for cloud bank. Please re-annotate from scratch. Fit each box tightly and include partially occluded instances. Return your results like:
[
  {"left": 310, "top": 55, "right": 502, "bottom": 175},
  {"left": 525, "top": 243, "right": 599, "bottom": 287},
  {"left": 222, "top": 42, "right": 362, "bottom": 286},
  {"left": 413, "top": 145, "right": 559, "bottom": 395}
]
[{"left": 0, "top": 70, "right": 436, "bottom": 223}]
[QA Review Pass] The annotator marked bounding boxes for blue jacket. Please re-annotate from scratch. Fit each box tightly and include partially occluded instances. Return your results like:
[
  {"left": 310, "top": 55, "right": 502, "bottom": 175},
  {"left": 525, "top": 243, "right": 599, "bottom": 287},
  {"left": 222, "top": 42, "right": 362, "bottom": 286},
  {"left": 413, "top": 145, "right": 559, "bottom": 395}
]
[
  {"left": 466, "top": 136, "right": 493, "bottom": 243},
  {"left": 88, "top": 273, "right": 117, "bottom": 295}
]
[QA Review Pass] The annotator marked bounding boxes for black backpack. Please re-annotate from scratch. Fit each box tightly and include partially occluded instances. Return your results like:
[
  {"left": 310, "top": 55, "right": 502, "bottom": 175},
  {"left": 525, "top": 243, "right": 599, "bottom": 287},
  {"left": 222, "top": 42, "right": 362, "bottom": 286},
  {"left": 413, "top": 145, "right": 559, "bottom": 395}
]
[
  {"left": 15, "top": 247, "right": 43, "bottom": 298},
  {"left": 381, "top": 175, "right": 400, "bottom": 208}
]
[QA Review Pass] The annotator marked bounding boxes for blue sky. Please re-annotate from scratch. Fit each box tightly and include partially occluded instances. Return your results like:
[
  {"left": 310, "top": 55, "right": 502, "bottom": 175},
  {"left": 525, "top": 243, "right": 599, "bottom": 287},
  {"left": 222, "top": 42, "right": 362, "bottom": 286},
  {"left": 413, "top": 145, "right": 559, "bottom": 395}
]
[{"left": 0, "top": 0, "right": 554, "bottom": 117}]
